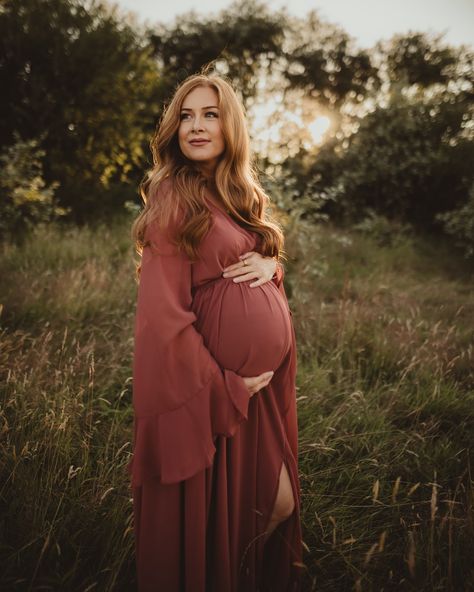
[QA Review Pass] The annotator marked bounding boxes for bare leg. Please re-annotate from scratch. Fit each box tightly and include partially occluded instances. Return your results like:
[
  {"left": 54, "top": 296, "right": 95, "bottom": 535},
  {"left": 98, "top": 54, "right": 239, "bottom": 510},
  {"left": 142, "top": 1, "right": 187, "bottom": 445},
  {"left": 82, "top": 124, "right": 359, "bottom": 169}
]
[{"left": 263, "top": 461, "right": 295, "bottom": 545}]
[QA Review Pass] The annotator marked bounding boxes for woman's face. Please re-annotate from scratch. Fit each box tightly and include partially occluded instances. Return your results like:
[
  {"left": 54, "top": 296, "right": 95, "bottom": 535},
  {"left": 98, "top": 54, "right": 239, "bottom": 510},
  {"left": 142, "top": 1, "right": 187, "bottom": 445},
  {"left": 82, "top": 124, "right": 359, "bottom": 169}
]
[{"left": 178, "top": 86, "right": 225, "bottom": 177}]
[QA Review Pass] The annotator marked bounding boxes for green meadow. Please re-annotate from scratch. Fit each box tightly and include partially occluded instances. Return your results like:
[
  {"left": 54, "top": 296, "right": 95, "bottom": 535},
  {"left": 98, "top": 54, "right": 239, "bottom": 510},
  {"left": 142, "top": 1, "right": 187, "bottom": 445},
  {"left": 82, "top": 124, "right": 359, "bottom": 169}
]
[{"left": 1, "top": 215, "right": 473, "bottom": 591}]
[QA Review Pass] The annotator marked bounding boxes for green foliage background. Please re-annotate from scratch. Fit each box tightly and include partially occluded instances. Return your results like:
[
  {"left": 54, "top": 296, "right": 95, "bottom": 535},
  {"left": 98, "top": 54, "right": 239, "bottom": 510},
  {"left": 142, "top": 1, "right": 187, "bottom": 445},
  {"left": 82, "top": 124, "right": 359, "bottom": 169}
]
[{"left": 1, "top": 0, "right": 472, "bottom": 253}]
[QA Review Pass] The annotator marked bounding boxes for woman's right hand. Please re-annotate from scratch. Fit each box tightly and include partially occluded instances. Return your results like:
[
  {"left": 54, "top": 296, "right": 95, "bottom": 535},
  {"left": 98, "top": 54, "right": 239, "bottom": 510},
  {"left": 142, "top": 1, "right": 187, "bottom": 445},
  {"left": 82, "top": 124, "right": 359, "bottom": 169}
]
[{"left": 241, "top": 370, "right": 274, "bottom": 396}]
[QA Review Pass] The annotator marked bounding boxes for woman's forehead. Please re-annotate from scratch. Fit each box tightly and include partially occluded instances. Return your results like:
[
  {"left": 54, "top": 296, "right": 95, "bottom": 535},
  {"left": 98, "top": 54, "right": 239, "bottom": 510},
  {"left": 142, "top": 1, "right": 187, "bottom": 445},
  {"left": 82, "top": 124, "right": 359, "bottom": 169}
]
[{"left": 182, "top": 86, "right": 219, "bottom": 109}]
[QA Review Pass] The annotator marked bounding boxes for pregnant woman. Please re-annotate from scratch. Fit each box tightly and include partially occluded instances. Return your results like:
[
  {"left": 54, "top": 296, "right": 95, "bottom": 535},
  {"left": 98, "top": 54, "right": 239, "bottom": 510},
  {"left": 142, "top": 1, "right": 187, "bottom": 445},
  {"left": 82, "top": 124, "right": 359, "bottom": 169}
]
[{"left": 128, "top": 71, "right": 304, "bottom": 591}]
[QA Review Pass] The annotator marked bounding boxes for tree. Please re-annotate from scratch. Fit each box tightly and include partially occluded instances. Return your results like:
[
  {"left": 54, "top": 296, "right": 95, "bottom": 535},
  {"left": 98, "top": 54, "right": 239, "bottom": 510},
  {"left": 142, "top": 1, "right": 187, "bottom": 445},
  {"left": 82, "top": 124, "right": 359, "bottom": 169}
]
[
  {"left": 329, "top": 93, "right": 474, "bottom": 228},
  {"left": 148, "top": 0, "right": 286, "bottom": 107},
  {"left": 281, "top": 10, "right": 380, "bottom": 107},
  {"left": 0, "top": 0, "right": 159, "bottom": 222},
  {"left": 380, "top": 32, "right": 472, "bottom": 90},
  {"left": 279, "top": 32, "right": 474, "bottom": 233}
]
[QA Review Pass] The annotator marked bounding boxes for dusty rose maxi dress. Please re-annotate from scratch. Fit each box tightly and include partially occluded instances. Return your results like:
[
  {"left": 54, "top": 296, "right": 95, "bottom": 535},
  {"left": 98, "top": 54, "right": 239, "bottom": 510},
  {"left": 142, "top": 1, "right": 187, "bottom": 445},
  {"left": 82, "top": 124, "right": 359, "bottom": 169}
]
[{"left": 127, "top": 180, "right": 304, "bottom": 592}]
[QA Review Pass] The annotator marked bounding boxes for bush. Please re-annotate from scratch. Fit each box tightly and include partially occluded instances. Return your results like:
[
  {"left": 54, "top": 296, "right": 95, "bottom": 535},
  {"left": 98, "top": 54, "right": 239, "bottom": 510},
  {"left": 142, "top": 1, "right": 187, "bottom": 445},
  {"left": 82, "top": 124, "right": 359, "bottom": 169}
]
[
  {"left": 436, "top": 182, "right": 474, "bottom": 260},
  {"left": 0, "top": 133, "right": 68, "bottom": 242},
  {"left": 282, "top": 90, "right": 474, "bottom": 235},
  {"left": 329, "top": 94, "right": 474, "bottom": 230},
  {"left": 353, "top": 209, "right": 414, "bottom": 247}
]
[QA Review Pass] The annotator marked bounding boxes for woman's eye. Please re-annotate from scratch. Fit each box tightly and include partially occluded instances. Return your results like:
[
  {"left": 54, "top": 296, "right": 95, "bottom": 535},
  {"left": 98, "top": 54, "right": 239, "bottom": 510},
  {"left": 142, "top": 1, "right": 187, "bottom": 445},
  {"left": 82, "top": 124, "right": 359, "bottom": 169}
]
[{"left": 180, "top": 112, "right": 217, "bottom": 120}]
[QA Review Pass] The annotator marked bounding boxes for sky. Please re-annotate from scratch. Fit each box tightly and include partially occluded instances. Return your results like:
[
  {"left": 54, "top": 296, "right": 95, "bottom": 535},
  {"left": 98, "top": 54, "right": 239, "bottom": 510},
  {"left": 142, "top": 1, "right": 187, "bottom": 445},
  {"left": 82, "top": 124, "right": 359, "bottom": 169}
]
[
  {"left": 109, "top": 0, "right": 473, "bottom": 157},
  {"left": 112, "top": 0, "right": 474, "bottom": 49}
]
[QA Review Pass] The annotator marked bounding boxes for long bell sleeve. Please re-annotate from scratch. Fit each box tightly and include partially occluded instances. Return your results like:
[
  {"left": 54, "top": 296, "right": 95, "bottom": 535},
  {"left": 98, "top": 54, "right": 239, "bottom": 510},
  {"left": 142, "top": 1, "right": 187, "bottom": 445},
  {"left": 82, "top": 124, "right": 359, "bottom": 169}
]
[{"left": 128, "top": 218, "right": 251, "bottom": 487}]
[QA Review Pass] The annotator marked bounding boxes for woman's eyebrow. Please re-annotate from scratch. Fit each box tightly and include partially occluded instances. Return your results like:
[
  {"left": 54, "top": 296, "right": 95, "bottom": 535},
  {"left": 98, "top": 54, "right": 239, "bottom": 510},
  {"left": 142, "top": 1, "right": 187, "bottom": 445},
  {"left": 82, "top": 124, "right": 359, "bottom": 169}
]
[{"left": 180, "top": 105, "right": 219, "bottom": 111}]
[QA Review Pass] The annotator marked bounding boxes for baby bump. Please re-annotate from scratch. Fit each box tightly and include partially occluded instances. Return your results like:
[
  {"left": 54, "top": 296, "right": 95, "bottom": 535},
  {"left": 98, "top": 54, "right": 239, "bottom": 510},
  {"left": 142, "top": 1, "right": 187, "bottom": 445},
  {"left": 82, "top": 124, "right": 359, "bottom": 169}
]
[{"left": 192, "top": 279, "right": 292, "bottom": 377}]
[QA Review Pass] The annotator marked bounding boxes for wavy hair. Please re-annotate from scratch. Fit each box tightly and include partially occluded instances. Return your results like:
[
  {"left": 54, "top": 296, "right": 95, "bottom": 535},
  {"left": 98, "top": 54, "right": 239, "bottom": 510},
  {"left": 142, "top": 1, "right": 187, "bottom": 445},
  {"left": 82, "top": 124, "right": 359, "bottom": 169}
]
[{"left": 131, "top": 70, "right": 286, "bottom": 278}]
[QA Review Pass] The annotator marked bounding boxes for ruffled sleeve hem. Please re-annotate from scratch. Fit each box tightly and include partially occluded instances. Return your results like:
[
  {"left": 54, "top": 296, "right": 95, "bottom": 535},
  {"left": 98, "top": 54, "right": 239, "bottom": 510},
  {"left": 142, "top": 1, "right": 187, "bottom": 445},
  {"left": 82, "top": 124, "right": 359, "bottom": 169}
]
[{"left": 128, "top": 367, "right": 250, "bottom": 486}]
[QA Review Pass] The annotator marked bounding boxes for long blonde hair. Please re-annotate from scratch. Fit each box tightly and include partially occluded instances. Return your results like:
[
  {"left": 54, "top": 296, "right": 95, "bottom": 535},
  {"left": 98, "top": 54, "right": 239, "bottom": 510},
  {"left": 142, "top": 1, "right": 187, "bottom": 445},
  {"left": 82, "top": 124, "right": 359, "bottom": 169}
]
[{"left": 131, "top": 70, "right": 286, "bottom": 277}]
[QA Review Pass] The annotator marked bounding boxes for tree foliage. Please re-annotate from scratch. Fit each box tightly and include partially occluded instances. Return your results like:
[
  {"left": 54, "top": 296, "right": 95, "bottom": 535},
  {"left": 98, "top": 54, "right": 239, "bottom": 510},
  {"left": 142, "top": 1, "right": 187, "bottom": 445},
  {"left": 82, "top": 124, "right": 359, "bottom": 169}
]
[
  {"left": 0, "top": 132, "right": 65, "bottom": 241},
  {"left": 331, "top": 93, "right": 473, "bottom": 228},
  {"left": 437, "top": 182, "right": 474, "bottom": 259},
  {"left": 0, "top": 0, "right": 159, "bottom": 222},
  {"left": 281, "top": 32, "right": 474, "bottom": 238},
  {"left": 381, "top": 32, "right": 471, "bottom": 90},
  {"left": 149, "top": 0, "right": 286, "bottom": 106},
  {"left": 1, "top": 1, "right": 473, "bottom": 246},
  {"left": 282, "top": 10, "right": 380, "bottom": 106}
]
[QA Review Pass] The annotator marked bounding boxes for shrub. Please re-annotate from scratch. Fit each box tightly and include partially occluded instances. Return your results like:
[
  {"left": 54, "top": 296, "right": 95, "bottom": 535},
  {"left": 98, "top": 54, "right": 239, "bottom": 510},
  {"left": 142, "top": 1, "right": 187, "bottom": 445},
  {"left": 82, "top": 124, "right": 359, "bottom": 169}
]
[
  {"left": 0, "top": 133, "right": 68, "bottom": 242},
  {"left": 436, "top": 182, "right": 474, "bottom": 260}
]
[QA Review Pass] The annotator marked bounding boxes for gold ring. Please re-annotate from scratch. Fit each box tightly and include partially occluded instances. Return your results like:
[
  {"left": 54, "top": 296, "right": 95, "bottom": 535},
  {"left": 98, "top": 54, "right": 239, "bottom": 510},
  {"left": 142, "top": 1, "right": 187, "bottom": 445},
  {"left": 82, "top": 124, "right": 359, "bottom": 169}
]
[{"left": 242, "top": 259, "right": 248, "bottom": 266}]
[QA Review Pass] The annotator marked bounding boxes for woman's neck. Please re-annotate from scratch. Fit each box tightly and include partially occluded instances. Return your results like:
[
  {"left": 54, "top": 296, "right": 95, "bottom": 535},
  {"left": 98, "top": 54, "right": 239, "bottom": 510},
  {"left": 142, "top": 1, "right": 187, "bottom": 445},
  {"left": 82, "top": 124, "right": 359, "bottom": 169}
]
[{"left": 204, "top": 176, "right": 217, "bottom": 191}]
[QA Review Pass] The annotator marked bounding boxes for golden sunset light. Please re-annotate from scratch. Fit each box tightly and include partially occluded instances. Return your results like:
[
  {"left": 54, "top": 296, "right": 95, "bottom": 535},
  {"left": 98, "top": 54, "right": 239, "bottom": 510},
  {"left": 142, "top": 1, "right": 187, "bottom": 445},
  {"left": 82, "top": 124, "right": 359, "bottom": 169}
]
[
  {"left": 308, "top": 115, "right": 331, "bottom": 144},
  {"left": 249, "top": 97, "right": 332, "bottom": 156}
]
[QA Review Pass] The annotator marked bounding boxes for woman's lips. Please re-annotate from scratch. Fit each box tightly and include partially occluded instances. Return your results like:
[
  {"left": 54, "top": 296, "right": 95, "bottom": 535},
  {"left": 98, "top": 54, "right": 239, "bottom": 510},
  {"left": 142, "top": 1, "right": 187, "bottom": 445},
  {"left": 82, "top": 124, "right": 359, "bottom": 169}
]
[{"left": 190, "top": 140, "right": 210, "bottom": 146}]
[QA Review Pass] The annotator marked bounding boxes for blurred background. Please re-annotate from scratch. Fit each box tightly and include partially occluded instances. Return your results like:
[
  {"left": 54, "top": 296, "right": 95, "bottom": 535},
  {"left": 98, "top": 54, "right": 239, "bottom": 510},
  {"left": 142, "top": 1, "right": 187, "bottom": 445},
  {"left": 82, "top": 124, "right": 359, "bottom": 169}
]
[
  {"left": 1, "top": 0, "right": 473, "bottom": 246},
  {"left": 1, "top": 1, "right": 473, "bottom": 591}
]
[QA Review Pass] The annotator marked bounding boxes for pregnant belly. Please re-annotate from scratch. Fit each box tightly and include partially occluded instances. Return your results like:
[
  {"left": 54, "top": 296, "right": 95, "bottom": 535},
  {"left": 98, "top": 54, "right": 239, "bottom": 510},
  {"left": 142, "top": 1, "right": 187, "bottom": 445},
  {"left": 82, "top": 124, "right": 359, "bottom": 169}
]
[{"left": 192, "top": 278, "right": 292, "bottom": 376}]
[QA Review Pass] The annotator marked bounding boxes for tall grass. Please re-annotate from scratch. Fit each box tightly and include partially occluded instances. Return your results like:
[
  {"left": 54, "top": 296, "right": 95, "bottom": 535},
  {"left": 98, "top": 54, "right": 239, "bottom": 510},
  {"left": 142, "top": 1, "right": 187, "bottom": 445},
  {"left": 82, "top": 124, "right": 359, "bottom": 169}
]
[
  {"left": 1, "top": 219, "right": 137, "bottom": 591},
  {"left": 283, "top": 217, "right": 474, "bottom": 591},
  {"left": 0, "top": 215, "right": 473, "bottom": 591}
]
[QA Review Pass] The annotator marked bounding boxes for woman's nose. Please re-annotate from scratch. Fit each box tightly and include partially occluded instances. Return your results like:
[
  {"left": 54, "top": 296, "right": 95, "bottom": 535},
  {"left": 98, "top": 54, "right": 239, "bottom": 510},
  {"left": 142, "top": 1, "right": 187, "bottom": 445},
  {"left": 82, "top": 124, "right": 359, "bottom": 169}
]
[{"left": 192, "top": 117, "right": 205, "bottom": 132}]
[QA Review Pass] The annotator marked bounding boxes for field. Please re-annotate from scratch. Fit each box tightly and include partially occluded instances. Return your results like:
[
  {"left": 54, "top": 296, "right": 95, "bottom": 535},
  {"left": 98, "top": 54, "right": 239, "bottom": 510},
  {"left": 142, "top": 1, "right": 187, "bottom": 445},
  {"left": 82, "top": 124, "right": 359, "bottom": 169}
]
[{"left": 1, "top": 214, "right": 473, "bottom": 591}]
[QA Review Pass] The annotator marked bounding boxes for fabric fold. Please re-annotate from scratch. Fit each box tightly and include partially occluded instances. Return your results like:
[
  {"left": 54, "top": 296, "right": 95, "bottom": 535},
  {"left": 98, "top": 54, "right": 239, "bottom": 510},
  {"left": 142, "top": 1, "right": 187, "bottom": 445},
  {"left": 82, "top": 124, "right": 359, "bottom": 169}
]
[
  {"left": 128, "top": 211, "right": 252, "bottom": 487},
  {"left": 128, "top": 365, "right": 251, "bottom": 486}
]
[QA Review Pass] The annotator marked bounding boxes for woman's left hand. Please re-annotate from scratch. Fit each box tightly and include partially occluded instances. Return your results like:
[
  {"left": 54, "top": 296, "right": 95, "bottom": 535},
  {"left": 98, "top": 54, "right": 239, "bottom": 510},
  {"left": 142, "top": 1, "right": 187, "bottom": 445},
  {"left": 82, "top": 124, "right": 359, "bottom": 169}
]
[{"left": 222, "top": 251, "right": 277, "bottom": 288}]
